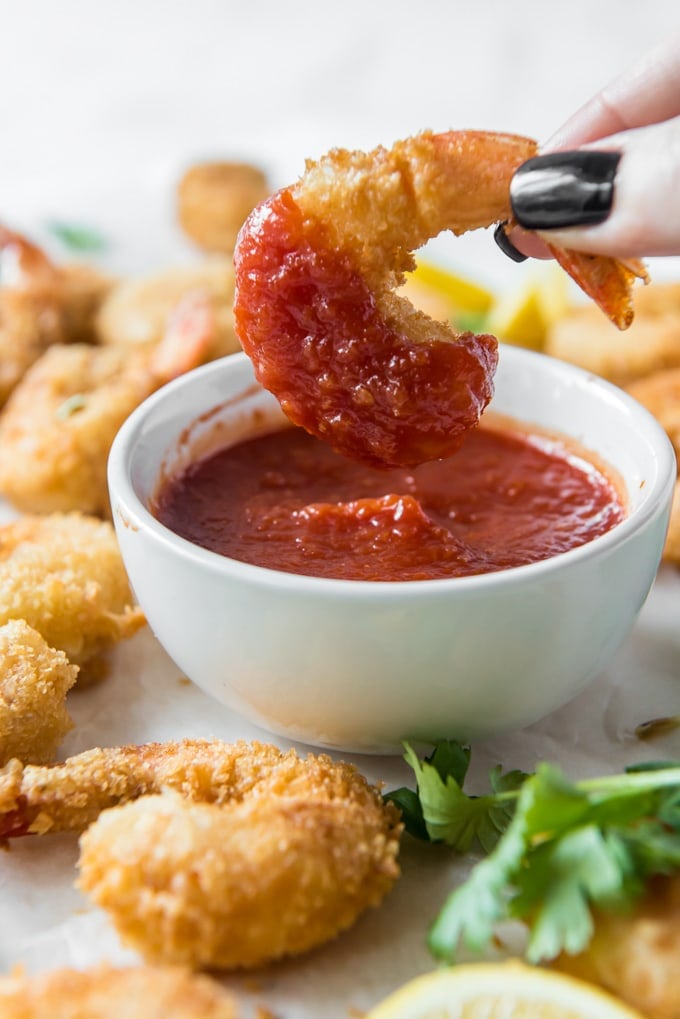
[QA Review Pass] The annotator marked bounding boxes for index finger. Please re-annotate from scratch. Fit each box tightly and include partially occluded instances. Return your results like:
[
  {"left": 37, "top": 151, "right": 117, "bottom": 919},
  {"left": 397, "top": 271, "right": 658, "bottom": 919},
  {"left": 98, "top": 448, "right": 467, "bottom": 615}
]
[{"left": 545, "top": 32, "right": 680, "bottom": 150}]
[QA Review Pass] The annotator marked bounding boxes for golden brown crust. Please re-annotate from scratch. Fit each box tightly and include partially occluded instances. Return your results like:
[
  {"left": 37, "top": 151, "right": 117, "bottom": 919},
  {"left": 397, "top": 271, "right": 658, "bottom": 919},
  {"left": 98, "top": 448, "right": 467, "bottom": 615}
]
[
  {"left": 553, "top": 874, "right": 680, "bottom": 1019},
  {"left": 0, "top": 619, "right": 77, "bottom": 765},
  {"left": 0, "top": 344, "right": 157, "bottom": 515},
  {"left": 0, "top": 513, "right": 145, "bottom": 674},
  {"left": 0, "top": 738, "right": 389, "bottom": 837},
  {"left": 0, "top": 964, "right": 238, "bottom": 1018},
  {"left": 95, "top": 259, "right": 239, "bottom": 359},
  {"left": 627, "top": 368, "right": 680, "bottom": 462},
  {"left": 546, "top": 282, "right": 680, "bottom": 387},
  {"left": 177, "top": 161, "right": 270, "bottom": 254},
  {"left": 78, "top": 791, "right": 401, "bottom": 970}
]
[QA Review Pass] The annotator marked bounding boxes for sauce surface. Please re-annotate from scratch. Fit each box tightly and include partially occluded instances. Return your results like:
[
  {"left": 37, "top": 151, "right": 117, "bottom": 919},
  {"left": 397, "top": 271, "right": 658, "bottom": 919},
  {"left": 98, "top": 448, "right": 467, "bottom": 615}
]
[{"left": 154, "top": 422, "right": 625, "bottom": 582}]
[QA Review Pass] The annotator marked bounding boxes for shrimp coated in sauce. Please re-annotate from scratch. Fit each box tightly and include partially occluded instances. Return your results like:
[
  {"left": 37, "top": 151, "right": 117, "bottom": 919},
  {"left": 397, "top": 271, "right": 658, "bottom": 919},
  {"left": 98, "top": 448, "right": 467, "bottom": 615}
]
[{"left": 234, "top": 130, "right": 646, "bottom": 468}]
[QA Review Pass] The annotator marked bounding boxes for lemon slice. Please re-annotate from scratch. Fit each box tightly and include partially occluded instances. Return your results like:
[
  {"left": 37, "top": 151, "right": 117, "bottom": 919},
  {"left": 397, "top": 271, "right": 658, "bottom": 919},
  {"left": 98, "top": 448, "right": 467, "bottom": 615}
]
[
  {"left": 410, "top": 260, "right": 495, "bottom": 316},
  {"left": 487, "top": 263, "right": 571, "bottom": 349},
  {"left": 365, "top": 962, "right": 644, "bottom": 1019}
]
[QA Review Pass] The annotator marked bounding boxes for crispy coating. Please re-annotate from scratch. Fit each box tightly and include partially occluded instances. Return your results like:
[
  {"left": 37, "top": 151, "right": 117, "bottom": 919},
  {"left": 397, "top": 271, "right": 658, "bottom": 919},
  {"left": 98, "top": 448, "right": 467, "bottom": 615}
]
[
  {"left": 95, "top": 258, "right": 239, "bottom": 359},
  {"left": 79, "top": 790, "right": 401, "bottom": 970},
  {"left": 664, "top": 479, "right": 680, "bottom": 565},
  {"left": 0, "top": 738, "right": 390, "bottom": 838},
  {"left": 0, "top": 619, "right": 77, "bottom": 765},
  {"left": 0, "top": 227, "right": 113, "bottom": 407},
  {"left": 546, "top": 282, "right": 680, "bottom": 387},
  {"left": 0, "top": 964, "right": 238, "bottom": 1018},
  {"left": 554, "top": 874, "right": 680, "bottom": 1019},
  {"left": 0, "top": 513, "right": 145, "bottom": 680},
  {"left": 177, "top": 161, "right": 270, "bottom": 254},
  {"left": 626, "top": 367, "right": 680, "bottom": 566},
  {"left": 627, "top": 367, "right": 680, "bottom": 462},
  {"left": 0, "top": 344, "right": 158, "bottom": 515}
]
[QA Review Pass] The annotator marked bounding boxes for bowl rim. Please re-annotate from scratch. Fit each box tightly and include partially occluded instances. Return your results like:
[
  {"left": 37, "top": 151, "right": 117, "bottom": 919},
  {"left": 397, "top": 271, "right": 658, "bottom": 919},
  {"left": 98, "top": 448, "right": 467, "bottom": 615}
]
[{"left": 108, "top": 347, "right": 677, "bottom": 599}]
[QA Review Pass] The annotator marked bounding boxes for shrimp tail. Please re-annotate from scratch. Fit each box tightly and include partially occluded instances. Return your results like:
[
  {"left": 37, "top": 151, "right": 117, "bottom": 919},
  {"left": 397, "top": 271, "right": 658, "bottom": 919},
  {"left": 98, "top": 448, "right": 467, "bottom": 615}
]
[{"left": 547, "top": 244, "right": 649, "bottom": 331}]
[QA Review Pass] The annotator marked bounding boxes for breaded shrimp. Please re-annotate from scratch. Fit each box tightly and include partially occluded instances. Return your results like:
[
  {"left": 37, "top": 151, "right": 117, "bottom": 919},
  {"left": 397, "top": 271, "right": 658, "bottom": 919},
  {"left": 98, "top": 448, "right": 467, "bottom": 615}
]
[
  {"left": 547, "top": 281, "right": 680, "bottom": 388},
  {"left": 664, "top": 480, "right": 680, "bottom": 565},
  {"left": 0, "top": 225, "right": 64, "bottom": 406},
  {"left": 177, "top": 161, "right": 270, "bottom": 254},
  {"left": 0, "top": 292, "right": 215, "bottom": 516},
  {"left": 0, "top": 513, "right": 145, "bottom": 683},
  {"left": 0, "top": 964, "right": 238, "bottom": 1019},
  {"left": 554, "top": 874, "right": 680, "bottom": 1019},
  {"left": 0, "top": 619, "right": 77, "bottom": 765},
  {"left": 627, "top": 367, "right": 680, "bottom": 462},
  {"left": 0, "top": 226, "right": 112, "bottom": 406},
  {"left": 78, "top": 790, "right": 401, "bottom": 970},
  {"left": 0, "top": 738, "right": 388, "bottom": 838},
  {"left": 234, "top": 130, "right": 646, "bottom": 468},
  {"left": 95, "top": 257, "right": 239, "bottom": 359}
]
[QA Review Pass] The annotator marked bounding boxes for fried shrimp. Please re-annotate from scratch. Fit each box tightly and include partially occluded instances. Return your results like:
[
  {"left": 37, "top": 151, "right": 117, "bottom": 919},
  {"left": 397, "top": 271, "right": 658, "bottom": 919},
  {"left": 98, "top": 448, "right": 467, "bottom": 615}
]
[
  {"left": 0, "top": 620, "right": 77, "bottom": 765},
  {"left": 96, "top": 257, "right": 239, "bottom": 359},
  {"left": 0, "top": 738, "right": 392, "bottom": 838},
  {"left": 547, "top": 282, "right": 680, "bottom": 387},
  {"left": 78, "top": 789, "right": 400, "bottom": 970},
  {"left": 0, "top": 513, "right": 145, "bottom": 682},
  {"left": 177, "top": 161, "right": 270, "bottom": 254},
  {"left": 233, "top": 130, "right": 645, "bottom": 468},
  {"left": 0, "top": 964, "right": 238, "bottom": 1019},
  {"left": 0, "top": 292, "right": 215, "bottom": 516},
  {"left": 554, "top": 874, "right": 680, "bottom": 1019},
  {"left": 0, "top": 226, "right": 112, "bottom": 406}
]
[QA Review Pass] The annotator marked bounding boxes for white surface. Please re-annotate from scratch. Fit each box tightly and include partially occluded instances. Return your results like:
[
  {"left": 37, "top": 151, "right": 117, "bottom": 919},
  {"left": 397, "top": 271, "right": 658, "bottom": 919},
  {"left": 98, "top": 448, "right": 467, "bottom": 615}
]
[{"left": 1, "top": 2, "right": 680, "bottom": 1016}]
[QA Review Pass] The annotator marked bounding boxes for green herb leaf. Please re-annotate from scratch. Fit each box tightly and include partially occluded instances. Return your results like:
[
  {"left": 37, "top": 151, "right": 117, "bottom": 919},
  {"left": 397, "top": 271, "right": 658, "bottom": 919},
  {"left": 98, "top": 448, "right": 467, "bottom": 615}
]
[
  {"left": 47, "top": 221, "right": 107, "bottom": 253},
  {"left": 390, "top": 741, "right": 680, "bottom": 967}
]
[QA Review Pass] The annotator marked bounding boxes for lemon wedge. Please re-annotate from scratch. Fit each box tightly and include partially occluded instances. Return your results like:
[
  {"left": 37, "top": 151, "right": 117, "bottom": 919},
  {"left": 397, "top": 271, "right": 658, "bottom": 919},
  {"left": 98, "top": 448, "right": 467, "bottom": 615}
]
[
  {"left": 486, "top": 263, "right": 571, "bottom": 350},
  {"left": 410, "top": 260, "right": 495, "bottom": 316},
  {"left": 365, "top": 962, "right": 644, "bottom": 1019}
]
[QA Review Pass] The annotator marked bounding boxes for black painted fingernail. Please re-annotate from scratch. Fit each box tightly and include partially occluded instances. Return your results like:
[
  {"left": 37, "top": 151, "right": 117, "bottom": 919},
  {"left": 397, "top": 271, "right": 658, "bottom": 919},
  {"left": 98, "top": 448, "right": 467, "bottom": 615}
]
[
  {"left": 493, "top": 222, "right": 528, "bottom": 262},
  {"left": 510, "top": 150, "right": 621, "bottom": 230}
]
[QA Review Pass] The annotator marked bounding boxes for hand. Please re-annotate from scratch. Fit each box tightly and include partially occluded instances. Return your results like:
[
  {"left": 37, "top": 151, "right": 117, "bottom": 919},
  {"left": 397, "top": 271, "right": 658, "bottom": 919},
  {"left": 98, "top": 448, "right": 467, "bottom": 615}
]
[{"left": 502, "top": 33, "right": 680, "bottom": 261}]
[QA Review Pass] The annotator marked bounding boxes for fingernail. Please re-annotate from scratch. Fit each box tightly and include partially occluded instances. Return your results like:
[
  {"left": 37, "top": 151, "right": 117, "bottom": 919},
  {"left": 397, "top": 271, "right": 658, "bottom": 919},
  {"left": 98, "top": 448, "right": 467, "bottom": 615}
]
[
  {"left": 493, "top": 222, "right": 528, "bottom": 263},
  {"left": 510, "top": 150, "right": 621, "bottom": 230}
]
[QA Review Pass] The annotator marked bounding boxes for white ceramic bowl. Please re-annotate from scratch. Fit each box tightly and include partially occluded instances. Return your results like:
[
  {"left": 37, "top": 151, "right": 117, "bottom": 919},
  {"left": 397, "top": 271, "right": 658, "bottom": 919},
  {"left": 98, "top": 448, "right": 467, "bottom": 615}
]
[{"left": 108, "top": 348, "right": 676, "bottom": 753}]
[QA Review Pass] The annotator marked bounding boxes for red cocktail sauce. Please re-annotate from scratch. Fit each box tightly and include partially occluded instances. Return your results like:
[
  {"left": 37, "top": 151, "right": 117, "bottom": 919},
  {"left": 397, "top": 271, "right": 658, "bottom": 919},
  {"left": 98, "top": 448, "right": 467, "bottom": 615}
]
[{"left": 153, "top": 420, "right": 625, "bottom": 583}]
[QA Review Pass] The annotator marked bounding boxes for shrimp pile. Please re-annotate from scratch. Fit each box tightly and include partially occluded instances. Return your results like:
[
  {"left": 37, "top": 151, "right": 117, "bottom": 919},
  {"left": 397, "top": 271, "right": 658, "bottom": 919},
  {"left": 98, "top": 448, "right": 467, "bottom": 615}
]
[
  {"left": 554, "top": 874, "right": 680, "bottom": 1019},
  {"left": 0, "top": 513, "right": 145, "bottom": 681},
  {"left": 234, "top": 130, "right": 645, "bottom": 468},
  {"left": 0, "top": 738, "right": 401, "bottom": 970},
  {"left": 0, "top": 226, "right": 111, "bottom": 407},
  {"left": 0, "top": 965, "right": 238, "bottom": 1019},
  {"left": 0, "top": 619, "right": 77, "bottom": 765},
  {"left": 0, "top": 291, "right": 215, "bottom": 516}
]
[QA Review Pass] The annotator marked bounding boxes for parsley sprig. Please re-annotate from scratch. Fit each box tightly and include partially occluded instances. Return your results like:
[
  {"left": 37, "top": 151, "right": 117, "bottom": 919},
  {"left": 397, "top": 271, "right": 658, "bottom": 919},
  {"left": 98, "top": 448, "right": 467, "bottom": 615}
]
[{"left": 385, "top": 742, "right": 680, "bottom": 965}]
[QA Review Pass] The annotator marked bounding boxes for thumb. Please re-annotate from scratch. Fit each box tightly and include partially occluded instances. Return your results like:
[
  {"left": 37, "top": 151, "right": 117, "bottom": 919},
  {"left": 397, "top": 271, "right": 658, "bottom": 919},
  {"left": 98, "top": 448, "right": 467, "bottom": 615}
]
[{"left": 509, "top": 116, "right": 680, "bottom": 258}]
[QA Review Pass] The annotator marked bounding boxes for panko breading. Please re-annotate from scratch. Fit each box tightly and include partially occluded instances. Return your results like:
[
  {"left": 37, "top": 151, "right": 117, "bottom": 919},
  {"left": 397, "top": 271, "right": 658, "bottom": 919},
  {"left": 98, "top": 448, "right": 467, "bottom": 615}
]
[
  {"left": 627, "top": 368, "right": 680, "bottom": 462},
  {"left": 554, "top": 874, "right": 680, "bottom": 1019},
  {"left": 0, "top": 344, "right": 160, "bottom": 516},
  {"left": 0, "top": 738, "right": 393, "bottom": 838},
  {"left": 95, "top": 258, "right": 239, "bottom": 359},
  {"left": 78, "top": 791, "right": 401, "bottom": 970},
  {"left": 0, "top": 964, "right": 238, "bottom": 1019},
  {"left": 0, "top": 513, "right": 145, "bottom": 680},
  {"left": 177, "top": 161, "right": 270, "bottom": 255},
  {"left": 0, "top": 227, "right": 113, "bottom": 407},
  {"left": 0, "top": 620, "right": 77, "bottom": 765},
  {"left": 664, "top": 480, "right": 680, "bottom": 565},
  {"left": 546, "top": 282, "right": 680, "bottom": 387}
]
